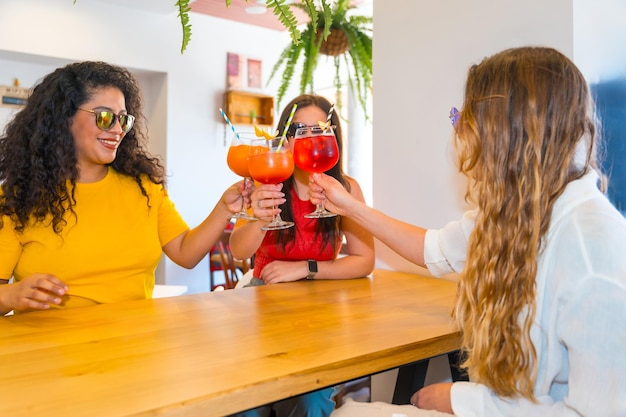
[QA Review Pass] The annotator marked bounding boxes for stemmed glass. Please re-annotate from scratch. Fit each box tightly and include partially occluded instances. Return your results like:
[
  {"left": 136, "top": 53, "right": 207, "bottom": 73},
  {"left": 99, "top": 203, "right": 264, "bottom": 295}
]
[
  {"left": 227, "top": 132, "right": 258, "bottom": 221},
  {"left": 292, "top": 125, "right": 339, "bottom": 218},
  {"left": 248, "top": 137, "right": 295, "bottom": 230}
]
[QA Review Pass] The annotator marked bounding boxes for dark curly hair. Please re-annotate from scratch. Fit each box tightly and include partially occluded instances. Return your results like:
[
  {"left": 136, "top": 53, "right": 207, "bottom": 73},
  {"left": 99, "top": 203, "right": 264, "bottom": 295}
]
[{"left": 0, "top": 61, "right": 165, "bottom": 233}]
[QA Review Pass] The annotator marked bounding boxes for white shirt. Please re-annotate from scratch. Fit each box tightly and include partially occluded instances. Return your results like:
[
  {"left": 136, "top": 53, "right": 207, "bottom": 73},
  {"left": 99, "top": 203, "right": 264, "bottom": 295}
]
[{"left": 424, "top": 171, "right": 626, "bottom": 416}]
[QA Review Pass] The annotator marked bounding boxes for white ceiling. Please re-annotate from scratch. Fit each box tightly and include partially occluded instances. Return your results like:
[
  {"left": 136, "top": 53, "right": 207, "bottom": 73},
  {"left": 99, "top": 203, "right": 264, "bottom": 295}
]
[{"left": 90, "top": 0, "right": 373, "bottom": 29}]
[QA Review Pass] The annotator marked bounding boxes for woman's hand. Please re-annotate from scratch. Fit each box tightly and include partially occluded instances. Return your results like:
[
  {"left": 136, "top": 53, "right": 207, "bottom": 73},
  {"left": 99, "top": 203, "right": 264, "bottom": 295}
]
[
  {"left": 250, "top": 183, "right": 286, "bottom": 223},
  {"left": 222, "top": 179, "right": 255, "bottom": 214},
  {"left": 1, "top": 274, "right": 68, "bottom": 313},
  {"left": 309, "top": 173, "right": 357, "bottom": 217},
  {"left": 410, "top": 383, "right": 454, "bottom": 414},
  {"left": 259, "top": 260, "right": 307, "bottom": 284}
]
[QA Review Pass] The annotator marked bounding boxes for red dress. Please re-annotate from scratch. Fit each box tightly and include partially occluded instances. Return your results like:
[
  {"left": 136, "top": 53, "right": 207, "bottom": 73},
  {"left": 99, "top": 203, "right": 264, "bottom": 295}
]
[{"left": 253, "top": 188, "right": 342, "bottom": 277}]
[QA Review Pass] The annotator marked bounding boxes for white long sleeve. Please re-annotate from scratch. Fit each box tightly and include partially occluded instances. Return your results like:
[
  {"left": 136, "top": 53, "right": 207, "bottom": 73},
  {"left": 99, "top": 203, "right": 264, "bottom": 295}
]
[{"left": 425, "top": 172, "right": 626, "bottom": 416}]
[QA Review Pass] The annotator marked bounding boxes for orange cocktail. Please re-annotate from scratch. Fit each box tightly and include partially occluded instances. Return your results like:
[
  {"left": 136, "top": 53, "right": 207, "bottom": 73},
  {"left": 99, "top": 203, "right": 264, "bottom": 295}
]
[
  {"left": 227, "top": 144, "right": 251, "bottom": 178},
  {"left": 248, "top": 137, "right": 295, "bottom": 230},
  {"left": 248, "top": 150, "right": 294, "bottom": 184},
  {"left": 227, "top": 132, "right": 258, "bottom": 221}
]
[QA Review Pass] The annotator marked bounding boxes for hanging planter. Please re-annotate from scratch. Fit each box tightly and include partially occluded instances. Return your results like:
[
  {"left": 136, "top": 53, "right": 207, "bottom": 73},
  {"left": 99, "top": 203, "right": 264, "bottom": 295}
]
[
  {"left": 267, "top": 0, "right": 372, "bottom": 117},
  {"left": 317, "top": 27, "right": 350, "bottom": 56}
]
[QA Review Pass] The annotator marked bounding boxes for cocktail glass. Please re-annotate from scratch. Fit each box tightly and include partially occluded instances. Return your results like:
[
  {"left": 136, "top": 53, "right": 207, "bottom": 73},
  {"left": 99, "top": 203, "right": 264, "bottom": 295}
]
[
  {"left": 227, "top": 132, "right": 258, "bottom": 221},
  {"left": 292, "top": 125, "right": 339, "bottom": 218},
  {"left": 248, "top": 137, "right": 295, "bottom": 230}
]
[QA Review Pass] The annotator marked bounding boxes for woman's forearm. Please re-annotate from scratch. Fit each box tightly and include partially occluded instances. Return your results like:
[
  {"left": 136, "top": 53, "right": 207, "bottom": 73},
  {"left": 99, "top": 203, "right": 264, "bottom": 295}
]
[
  {"left": 346, "top": 201, "right": 427, "bottom": 267},
  {"left": 229, "top": 221, "right": 267, "bottom": 260}
]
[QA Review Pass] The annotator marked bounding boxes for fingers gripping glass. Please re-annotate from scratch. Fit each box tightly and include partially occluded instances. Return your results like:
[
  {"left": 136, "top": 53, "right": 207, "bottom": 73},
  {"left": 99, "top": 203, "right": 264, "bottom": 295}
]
[{"left": 79, "top": 108, "right": 136, "bottom": 133}]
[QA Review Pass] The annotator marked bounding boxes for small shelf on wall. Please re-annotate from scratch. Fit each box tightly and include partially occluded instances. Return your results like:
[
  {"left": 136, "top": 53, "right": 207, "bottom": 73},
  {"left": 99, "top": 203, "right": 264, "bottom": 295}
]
[
  {"left": 224, "top": 90, "right": 274, "bottom": 126},
  {"left": 1, "top": 84, "right": 30, "bottom": 108}
]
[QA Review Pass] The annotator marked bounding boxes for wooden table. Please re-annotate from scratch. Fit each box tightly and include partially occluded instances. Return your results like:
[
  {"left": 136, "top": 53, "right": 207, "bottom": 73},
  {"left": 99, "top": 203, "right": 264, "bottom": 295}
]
[{"left": 0, "top": 269, "right": 460, "bottom": 417}]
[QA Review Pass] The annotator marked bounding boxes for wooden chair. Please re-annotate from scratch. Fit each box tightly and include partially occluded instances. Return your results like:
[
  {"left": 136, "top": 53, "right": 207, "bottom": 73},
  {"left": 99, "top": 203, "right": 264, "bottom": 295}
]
[
  {"left": 213, "top": 230, "right": 251, "bottom": 290},
  {"left": 209, "top": 250, "right": 223, "bottom": 289}
]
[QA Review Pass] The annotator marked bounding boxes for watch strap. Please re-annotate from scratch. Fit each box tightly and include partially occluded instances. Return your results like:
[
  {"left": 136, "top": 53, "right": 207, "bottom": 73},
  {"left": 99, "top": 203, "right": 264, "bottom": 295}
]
[{"left": 306, "top": 259, "right": 318, "bottom": 280}]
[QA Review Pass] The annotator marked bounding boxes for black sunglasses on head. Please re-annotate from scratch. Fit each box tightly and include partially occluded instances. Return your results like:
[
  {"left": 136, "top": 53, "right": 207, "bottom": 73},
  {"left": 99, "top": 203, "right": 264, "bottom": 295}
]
[
  {"left": 287, "top": 122, "right": 336, "bottom": 137},
  {"left": 286, "top": 122, "right": 308, "bottom": 137}
]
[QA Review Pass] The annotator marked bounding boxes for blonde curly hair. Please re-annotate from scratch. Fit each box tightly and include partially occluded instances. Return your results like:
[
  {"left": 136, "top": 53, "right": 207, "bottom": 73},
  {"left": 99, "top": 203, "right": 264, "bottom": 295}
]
[{"left": 452, "top": 47, "right": 599, "bottom": 400}]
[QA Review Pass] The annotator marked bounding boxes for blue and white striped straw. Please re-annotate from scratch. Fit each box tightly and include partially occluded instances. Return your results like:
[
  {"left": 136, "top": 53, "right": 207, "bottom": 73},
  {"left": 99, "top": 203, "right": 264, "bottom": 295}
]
[{"left": 219, "top": 108, "right": 240, "bottom": 140}]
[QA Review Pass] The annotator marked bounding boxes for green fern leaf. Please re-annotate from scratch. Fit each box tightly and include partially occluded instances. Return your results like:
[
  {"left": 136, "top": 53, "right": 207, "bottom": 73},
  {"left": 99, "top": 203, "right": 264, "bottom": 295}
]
[
  {"left": 332, "top": 56, "right": 343, "bottom": 112},
  {"left": 269, "top": 39, "right": 304, "bottom": 109},
  {"left": 266, "top": 0, "right": 301, "bottom": 45},
  {"left": 298, "top": 0, "right": 319, "bottom": 31},
  {"left": 299, "top": 27, "right": 317, "bottom": 94},
  {"left": 175, "top": 0, "right": 192, "bottom": 54},
  {"left": 319, "top": 0, "right": 333, "bottom": 40},
  {"left": 267, "top": 45, "right": 293, "bottom": 86}
]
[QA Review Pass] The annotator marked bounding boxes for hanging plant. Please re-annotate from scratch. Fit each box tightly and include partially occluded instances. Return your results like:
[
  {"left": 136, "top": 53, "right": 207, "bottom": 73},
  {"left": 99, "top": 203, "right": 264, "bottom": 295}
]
[{"left": 267, "top": 0, "right": 372, "bottom": 116}]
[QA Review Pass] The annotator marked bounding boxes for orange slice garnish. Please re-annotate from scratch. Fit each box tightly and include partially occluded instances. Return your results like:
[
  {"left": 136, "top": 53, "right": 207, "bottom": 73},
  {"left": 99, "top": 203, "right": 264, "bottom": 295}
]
[
  {"left": 254, "top": 125, "right": 279, "bottom": 140},
  {"left": 318, "top": 120, "right": 331, "bottom": 131}
]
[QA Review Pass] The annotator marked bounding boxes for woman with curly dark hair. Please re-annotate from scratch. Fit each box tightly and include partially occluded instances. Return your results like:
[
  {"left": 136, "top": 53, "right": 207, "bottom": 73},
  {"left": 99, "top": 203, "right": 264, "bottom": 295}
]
[{"left": 0, "top": 61, "right": 250, "bottom": 314}]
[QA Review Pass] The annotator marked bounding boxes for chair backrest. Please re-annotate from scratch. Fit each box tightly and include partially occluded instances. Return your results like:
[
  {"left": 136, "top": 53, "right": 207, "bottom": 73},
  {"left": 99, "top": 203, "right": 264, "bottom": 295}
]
[
  {"left": 212, "top": 227, "right": 253, "bottom": 290},
  {"left": 216, "top": 237, "right": 240, "bottom": 290}
]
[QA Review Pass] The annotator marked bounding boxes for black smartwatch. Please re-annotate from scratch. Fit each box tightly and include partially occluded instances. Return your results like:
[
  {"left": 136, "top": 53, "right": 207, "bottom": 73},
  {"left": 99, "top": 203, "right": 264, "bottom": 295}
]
[{"left": 306, "top": 259, "right": 318, "bottom": 280}]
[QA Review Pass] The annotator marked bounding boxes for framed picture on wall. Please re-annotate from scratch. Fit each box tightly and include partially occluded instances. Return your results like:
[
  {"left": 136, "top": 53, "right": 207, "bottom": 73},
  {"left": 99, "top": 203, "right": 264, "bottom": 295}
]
[
  {"left": 227, "top": 52, "right": 242, "bottom": 89},
  {"left": 247, "top": 59, "right": 262, "bottom": 89}
]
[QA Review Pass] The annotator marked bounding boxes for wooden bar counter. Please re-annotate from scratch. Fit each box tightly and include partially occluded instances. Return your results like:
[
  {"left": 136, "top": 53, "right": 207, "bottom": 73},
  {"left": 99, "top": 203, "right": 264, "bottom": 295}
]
[{"left": 0, "top": 269, "right": 460, "bottom": 417}]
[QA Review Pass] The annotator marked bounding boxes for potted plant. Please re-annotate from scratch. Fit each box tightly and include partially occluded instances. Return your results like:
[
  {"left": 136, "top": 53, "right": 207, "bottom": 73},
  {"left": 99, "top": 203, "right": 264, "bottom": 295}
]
[{"left": 266, "top": 0, "right": 373, "bottom": 115}]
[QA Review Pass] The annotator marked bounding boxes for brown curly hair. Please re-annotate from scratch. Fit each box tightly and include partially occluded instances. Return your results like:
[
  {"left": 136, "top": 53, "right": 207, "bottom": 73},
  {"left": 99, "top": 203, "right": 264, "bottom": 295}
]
[
  {"left": 452, "top": 47, "right": 599, "bottom": 399},
  {"left": 0, "top": 61, "right": 165, "bottom": 233}
]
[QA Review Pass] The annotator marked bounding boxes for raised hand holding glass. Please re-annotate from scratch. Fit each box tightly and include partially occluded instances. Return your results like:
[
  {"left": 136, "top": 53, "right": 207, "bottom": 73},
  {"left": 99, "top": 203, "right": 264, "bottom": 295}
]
[
  {"left": 227, "top": 132, "right": 258, "bottom": 221},
  {"left": 248, "top": 137, "right": 295, "bottom": 230},
  {"left": 292, "top": 125, "right": 339, "bottom": 218}
]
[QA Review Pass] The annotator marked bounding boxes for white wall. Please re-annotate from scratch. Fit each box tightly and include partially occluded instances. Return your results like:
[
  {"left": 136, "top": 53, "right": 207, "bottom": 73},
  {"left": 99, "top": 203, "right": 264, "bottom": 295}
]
[
  {"left": 371, "top": 0, "right": 574, "bottom": 273},
  {"left": 574, "top": 0, "right": 626, "bottom": 83}
]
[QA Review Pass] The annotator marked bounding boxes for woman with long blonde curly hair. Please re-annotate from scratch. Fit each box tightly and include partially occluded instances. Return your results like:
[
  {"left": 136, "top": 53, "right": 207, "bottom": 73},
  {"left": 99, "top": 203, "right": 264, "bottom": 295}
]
[{"left": 311, "top": 46, "right": 626, "bottom": 417}]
